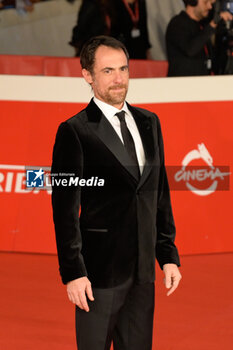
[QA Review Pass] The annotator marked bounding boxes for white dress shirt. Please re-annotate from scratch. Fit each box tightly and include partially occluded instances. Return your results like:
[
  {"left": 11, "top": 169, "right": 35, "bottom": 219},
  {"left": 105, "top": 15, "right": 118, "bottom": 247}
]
[{"left": 94, "top": 97, "right": 145, "bottom": 174}]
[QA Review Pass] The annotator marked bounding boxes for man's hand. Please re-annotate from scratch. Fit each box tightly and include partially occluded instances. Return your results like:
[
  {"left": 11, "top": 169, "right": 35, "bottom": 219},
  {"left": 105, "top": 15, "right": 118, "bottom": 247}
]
[
  {"left": 66, "top": 276, "right": 94, "bottom": 312},
  {"left": 211, "top": 11, "right": 233, "bottom": 28},
  {"left": 163, "top": 263, "right": 182, "bottom": 296},
  {"left": 220, "top": 11, "right": 233, "bottom": 22}
]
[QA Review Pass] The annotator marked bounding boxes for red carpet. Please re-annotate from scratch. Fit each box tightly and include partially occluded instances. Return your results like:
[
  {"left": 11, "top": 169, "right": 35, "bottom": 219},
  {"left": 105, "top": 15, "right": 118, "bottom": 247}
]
[{"left": 0, "top": 252, "right": 232, "bottom": 350}]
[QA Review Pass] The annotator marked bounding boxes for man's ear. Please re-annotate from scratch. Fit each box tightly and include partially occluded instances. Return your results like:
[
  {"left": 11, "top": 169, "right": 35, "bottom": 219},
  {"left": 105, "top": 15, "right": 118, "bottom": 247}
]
[{"left": 82, "top": 69, "right": 93, "bottom": 85}]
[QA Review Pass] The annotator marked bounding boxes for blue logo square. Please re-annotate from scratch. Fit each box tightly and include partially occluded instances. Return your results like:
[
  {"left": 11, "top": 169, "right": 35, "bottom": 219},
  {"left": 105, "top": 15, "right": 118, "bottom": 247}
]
[{"left": 26, "top": 169, "right": 44, "bottom": 188}]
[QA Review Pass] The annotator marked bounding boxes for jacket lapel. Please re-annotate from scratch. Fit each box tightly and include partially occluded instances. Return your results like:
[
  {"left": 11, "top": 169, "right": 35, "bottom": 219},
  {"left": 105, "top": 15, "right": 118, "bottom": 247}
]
[{"left": 85, "top": 99, "right": 139, "bottom": 181}]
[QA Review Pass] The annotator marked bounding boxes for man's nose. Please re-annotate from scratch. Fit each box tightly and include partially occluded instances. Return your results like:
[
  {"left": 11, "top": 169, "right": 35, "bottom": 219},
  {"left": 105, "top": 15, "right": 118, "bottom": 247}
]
[{"left": 113, "top": 70, "right": 123, "bottom": 83}]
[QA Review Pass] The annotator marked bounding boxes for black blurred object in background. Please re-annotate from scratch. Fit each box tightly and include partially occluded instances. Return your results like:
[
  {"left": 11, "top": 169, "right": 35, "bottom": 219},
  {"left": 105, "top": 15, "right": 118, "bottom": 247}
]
[
  {"left": 69, "top": 0, "right": 151, "bottom": 59},
  {"left": 215, "top": 0, "right": 233, "bottom": 74}
]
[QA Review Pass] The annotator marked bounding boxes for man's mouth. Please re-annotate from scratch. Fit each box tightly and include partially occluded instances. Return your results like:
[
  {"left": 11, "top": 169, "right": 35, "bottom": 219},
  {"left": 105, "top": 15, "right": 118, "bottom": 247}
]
[{"left": 110, "top": 86, "right": 126, "bottom": 91}]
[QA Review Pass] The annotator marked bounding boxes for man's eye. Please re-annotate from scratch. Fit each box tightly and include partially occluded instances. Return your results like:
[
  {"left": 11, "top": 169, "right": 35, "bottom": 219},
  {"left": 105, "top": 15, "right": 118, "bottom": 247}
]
[
  {"left": 121, "top": 66, "right": 128, "bottom": 72},
  {"left": 104, "top": 69, "right": 111, "bottom": 74}
]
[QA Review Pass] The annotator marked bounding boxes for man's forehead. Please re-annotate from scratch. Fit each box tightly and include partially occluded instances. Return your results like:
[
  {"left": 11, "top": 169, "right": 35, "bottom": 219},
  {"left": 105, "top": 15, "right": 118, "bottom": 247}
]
[
  {"left": 95, "top": 45, "right": 125, "bottom": 54},
  {"left": 94, "top": 46, "right": 128, "bottom": 65}
]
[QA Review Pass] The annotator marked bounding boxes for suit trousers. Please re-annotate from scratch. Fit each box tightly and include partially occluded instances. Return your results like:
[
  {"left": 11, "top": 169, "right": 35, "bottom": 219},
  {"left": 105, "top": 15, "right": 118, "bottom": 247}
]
[{"left": 75, "top": 275, "right": 155, "bottom": 350}]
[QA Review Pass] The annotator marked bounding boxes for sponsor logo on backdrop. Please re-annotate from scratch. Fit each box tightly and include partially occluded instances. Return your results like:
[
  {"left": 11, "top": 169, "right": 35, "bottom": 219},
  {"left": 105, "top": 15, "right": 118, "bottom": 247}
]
[{"left": 174, "top": 143, "right": 230, "bottom": 196}]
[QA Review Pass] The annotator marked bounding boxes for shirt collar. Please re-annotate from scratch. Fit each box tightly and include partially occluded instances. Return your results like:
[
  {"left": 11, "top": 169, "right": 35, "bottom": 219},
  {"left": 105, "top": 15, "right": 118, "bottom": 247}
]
[{"left": 93, "top": 97, "right": 130, "bottom": 119}]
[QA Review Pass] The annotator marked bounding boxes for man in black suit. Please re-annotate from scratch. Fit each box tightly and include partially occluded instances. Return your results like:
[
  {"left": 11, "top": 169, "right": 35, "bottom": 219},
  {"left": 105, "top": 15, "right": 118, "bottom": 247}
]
[{"left": 51, "top": 35, "right": 181, "bottom": 350}]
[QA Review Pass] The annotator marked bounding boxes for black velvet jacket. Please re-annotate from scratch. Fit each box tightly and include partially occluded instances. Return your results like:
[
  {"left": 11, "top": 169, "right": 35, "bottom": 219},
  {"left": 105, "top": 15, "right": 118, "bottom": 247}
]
[{"left": 51, "top": 100, "right": 180, "bottom": 287}]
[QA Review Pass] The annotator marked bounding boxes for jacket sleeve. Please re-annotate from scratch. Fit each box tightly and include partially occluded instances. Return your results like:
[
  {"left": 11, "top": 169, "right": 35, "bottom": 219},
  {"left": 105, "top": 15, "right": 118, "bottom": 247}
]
[
  {"left": 155, "top": 116, "right": 180, "bottom": 269},
  {"left": 51, "top": 121, "right": 87, "bottom": 284}
]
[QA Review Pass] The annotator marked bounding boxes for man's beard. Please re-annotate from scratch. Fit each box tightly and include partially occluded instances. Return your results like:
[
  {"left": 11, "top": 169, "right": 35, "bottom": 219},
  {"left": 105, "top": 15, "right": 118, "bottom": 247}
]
[
  {"left": 198, "top": 9, "right": 209, "bottom": 20},
  {"left": 103, "top": 85, "right": 128, "bottom": 106}
]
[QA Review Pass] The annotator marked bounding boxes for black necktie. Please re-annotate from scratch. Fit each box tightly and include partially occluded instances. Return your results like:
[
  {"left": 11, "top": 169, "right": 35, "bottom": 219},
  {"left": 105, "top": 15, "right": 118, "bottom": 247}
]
[{"left": 115, "top": 111, "right": 140, "bottom": 178}]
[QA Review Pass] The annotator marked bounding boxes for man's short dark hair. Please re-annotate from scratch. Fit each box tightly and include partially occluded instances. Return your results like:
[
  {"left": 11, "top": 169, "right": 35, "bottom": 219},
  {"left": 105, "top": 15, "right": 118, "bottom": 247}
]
[
  {"left": 183, "top": 0, "right": 198, "bottom": 6},
  {"left": 80, "top": 35, "right": 129, "bottom": 73}
]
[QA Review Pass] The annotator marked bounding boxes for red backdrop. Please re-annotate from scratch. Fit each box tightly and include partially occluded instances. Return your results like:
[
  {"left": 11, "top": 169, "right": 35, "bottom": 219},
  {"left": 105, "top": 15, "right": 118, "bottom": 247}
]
[
  {"left": 0, "top": 55, "right": 168, "bottom": 77},
  {"left": 0, "top": 100, "right": 232, "bottom": 255}
]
